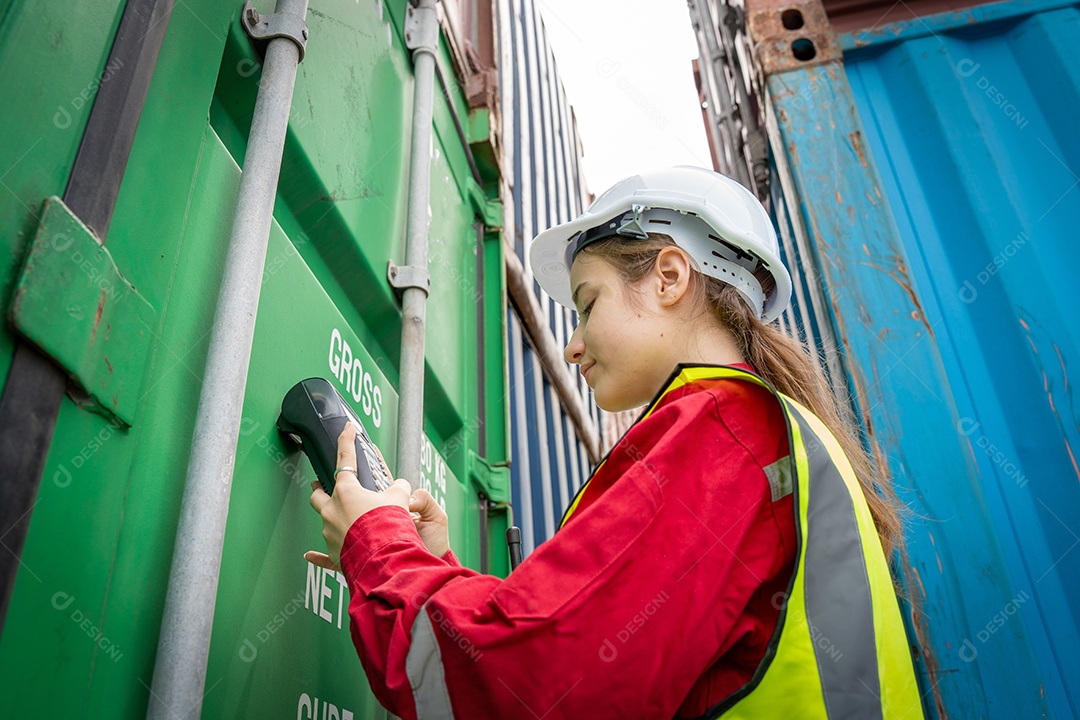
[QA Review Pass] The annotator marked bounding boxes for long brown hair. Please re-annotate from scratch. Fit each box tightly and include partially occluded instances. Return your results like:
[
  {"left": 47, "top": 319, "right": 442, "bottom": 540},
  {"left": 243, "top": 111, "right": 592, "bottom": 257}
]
[{"left": 579, "top": 234, "right": 908, "bottom": 563}]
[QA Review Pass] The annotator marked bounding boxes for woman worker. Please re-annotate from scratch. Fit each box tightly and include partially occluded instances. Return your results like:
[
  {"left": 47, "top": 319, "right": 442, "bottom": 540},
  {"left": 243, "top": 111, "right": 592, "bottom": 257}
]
[{"left": 306, "top": 166, "right": 926, "bottom": 719}]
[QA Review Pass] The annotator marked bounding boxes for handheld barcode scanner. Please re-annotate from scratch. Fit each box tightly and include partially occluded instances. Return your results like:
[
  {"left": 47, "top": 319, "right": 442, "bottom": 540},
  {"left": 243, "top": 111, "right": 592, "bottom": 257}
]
[{"left": 277, "top": 378, "right": 392, "bottom": 495}]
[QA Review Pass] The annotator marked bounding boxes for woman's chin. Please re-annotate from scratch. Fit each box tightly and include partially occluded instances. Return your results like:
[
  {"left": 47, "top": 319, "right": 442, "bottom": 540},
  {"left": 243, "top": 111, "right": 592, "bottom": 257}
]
[{"left": 593, "top": 387, "right": 637, "bottom": 414}]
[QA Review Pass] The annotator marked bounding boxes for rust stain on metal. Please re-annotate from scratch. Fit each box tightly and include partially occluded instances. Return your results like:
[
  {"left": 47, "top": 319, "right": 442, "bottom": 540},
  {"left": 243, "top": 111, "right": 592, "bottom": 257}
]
[
  {"left": 1055, "top": 343, "right": 1069, "bottom": 392},
  {"left": 104, "top": 357, "right": 113, "bottom": 374},
  {"left": 835, "top": 190, "right": 842, "bottom": 204},
  {"left": 1018, "top": 309, "right": 1080, "bottom": 484},
  {"left": 90, "top": 290, "right": 106, "bottom": 346},
  {"left": 965, "top": 434, "right": 977, "bottom": 472},
  {"left": 854, "top": 254, "right": 933, "bottom": 338},
  {"left": 747, "top": 0, "right": 842, "bottom": 75},
  {"left": 902, "top": 557, "right": 947, "bottom": 719},
  {"left": 849, "top": 131, "right": 868, "bottom": 167}
]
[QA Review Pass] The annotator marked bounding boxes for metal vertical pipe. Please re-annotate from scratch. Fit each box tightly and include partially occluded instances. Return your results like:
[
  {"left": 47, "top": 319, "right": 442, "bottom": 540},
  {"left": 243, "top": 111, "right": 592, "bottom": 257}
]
[
  {"left": 395, "top": 0, "right": 439, "bottom": 489},
  {"left": 146, "top": 0, "right": 307, "bottom": 716}
]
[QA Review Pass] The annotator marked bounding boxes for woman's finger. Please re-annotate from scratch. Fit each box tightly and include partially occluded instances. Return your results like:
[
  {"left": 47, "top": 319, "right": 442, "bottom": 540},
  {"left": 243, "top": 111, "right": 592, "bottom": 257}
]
[
  {"left": 303, "top": 550, "right": 340, "bottom": 571},
  {"left": 309, "top": 483, "right": 330, "bottom": 512},
  {"left": 385, "top": 477, "right": 412, "bottom": 504},
  {"left": 409, "top": 488, "right": 445, "bottom": 519},
  {"left": 335, "top": 423, "right": 361, "bottom": 488}
]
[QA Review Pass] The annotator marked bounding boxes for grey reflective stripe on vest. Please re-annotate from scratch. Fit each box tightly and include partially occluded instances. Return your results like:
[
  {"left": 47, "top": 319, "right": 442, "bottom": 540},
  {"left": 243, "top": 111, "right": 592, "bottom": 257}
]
[
  {"left": 406, "top": 606, "right": 456, "bottom": 719},
  {"left": 791, "top": 406, "right": 883, "bottom": 720}
]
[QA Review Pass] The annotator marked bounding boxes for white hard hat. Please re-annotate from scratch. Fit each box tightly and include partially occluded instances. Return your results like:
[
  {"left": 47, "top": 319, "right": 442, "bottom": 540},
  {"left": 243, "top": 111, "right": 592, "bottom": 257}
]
[{"left": 529, "top": 166, "right": 792, "bottom": 322}]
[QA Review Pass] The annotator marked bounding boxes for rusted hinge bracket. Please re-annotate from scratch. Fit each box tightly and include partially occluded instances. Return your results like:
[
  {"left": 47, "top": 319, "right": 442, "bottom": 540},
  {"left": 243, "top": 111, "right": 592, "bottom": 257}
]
[
  {"left": 746, "top": 0, "right": 841, "bottom": 76},
  {"left": 10, "top": 197, "right": 156, "bottom": 426}
]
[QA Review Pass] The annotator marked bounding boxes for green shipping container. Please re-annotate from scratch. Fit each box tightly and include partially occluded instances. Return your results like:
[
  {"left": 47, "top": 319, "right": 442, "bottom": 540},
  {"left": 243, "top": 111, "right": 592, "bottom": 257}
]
[{"left": 0, "top": 0, "right": 510, "bottom": 716}]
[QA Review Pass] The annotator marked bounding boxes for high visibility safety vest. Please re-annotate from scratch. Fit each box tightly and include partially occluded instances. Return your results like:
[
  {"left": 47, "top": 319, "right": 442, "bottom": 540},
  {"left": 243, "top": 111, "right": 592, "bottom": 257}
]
[{"left": 561, "top": 365, "right": 926, "bottom": 720}]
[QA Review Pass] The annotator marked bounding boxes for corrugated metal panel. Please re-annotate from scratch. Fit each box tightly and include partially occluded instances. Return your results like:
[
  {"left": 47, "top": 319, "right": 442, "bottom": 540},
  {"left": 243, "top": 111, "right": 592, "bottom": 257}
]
[
  {"left": 838, "top": 1, "right": 1080, "bottom": 715},
  {"left": 693, "top": 0, "right": 1079, "bottom": 716},
  {"left": 497, "top": 0, "right": 604, "bottom": 551},
  {"left": 823, "top": 0, "right": 987, "bottom": 34},
  {"left": 0, "top": 0, "right": 509, "bottom": 715}
]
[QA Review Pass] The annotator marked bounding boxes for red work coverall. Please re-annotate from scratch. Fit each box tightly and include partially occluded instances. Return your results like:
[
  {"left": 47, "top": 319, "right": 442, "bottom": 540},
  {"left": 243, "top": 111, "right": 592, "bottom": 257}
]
[{"left": 339, "top": 364, "right": 797, "bottom": 719}]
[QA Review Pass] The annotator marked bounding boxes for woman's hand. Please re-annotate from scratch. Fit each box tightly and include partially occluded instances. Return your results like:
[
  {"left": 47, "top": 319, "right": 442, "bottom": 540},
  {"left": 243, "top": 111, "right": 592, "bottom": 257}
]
[
  {"left": 373, "top": 435, "right": 450, "bottom": 556},
  {"left": 409, "top": 488, "right": 449, "bottom": 557},
  {"left": 304, "top": 423, "right": 410, "bottom": 571}
]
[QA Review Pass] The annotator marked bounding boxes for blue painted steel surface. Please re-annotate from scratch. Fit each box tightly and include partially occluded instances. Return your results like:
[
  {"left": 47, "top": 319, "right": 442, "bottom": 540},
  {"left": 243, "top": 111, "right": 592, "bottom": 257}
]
[
  {"left": 842, "top": 1, "right": 1080, "bottom": 714},
  {"left": 765, "top": 0, "right": 1078, "bottom": 716},
  {"left": 497, "top": 0, "right": 598, "bottom": 553}
]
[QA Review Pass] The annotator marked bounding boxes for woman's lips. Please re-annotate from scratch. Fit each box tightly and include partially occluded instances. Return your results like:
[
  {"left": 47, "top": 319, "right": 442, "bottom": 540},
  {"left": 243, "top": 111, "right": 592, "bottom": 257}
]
[{"left": 582, "top": 363, "right": 595, "bottom": 383}]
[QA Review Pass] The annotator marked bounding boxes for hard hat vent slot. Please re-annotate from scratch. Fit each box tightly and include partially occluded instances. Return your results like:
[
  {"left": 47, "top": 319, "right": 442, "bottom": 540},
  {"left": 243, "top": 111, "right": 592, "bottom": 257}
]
[{"left": 710, "top": 240, "right": 755, "bottom": 264}]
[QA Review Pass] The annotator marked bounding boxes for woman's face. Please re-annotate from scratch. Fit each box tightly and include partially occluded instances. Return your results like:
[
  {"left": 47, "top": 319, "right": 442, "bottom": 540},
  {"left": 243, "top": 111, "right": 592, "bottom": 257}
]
[{"left": 563, "top": 254, "right": 675, "bottom": 412}]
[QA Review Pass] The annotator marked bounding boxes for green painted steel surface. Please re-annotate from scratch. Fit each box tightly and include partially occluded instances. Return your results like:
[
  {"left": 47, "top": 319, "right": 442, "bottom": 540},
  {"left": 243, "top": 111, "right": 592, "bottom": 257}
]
[
  {"left": 0, "top": 0, "right": 128, "bottom": 386},
  {"left": 12, "top": 196, "right": 156, "bottom": 425},
  {"left": 0, "top": 0, "right": 507, "bottom": 715}
]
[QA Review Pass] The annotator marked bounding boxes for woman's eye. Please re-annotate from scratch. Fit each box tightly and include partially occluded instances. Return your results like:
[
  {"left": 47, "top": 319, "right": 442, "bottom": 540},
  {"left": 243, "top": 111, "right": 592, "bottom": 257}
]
[{"left": 582, "top": 299, "right": 596, "bottom": 317}]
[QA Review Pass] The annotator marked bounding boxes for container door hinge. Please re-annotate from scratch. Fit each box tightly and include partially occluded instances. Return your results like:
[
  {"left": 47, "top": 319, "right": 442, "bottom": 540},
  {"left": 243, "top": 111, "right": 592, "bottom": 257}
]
[
  {"left": 467, "top": 177, "right": 503, "bottom": 230},
  {"left": 241, "top": 1, "right": 309, "bottom": 62},
  {"left": 387, "top": 260, "right": 431, "bottom": 300},
  {"left": 469, "top": 450, "right": 510, "bottom": 503},
  {"left": 746, "top": 0, "right": 840, "bottom": 76},
  {"left": 10, "top": 197, "right": 157, "bottom": 426}
]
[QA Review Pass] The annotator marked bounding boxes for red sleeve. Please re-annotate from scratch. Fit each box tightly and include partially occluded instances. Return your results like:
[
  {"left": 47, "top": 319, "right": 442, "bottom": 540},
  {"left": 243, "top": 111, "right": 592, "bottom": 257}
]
[{"left": 338, "top": 389, "right": 789, "bottom": 720}]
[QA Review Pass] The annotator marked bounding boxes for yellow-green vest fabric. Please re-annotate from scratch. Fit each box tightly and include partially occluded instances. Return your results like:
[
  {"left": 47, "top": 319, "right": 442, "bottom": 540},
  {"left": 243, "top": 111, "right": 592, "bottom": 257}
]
[{"left": 563, "top": 365, "right": 926, "bottom": 720}]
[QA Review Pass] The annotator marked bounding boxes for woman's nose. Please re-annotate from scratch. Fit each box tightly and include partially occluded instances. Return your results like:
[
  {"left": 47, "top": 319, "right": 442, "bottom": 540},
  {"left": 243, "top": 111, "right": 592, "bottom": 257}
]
[{"left": 564, "top": 325, "right": 584, "bottom": 364}]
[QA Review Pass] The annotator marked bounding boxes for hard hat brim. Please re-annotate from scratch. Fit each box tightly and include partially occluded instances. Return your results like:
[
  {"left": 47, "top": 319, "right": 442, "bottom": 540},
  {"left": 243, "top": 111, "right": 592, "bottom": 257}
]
[{"left": 529, "top": 213, "right": 601, "bottom": 310}]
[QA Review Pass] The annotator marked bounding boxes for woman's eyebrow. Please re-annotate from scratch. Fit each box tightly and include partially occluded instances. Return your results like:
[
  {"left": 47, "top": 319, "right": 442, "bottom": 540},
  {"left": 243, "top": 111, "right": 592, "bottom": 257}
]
[{"left": 572, "top": 281, "right": 589, "bottom": 306}]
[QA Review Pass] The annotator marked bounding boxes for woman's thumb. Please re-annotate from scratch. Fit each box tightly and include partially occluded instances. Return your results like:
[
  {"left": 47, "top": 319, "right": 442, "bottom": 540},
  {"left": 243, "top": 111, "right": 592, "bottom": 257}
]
[{"left": 410, "top": 487, "right": 433, "bottom": 511}]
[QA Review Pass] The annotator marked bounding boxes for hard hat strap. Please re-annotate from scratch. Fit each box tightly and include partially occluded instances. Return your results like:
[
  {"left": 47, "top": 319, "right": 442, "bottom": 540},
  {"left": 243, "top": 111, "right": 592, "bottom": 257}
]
[{"left": 563, "top": 207, "right": 650, "bottom": 268}]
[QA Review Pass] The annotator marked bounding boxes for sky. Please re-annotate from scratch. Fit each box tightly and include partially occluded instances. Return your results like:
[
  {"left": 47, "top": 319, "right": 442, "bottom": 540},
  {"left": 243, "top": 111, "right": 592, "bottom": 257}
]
[{"left": 534, "top": 0, "right": 714, "bottom": 196}]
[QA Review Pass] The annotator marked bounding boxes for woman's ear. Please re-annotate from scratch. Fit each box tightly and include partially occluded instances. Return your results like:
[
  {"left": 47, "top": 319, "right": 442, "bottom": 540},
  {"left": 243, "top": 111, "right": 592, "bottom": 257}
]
[{"left": 652, "top": 247, "right": 693, "bottom": 307}]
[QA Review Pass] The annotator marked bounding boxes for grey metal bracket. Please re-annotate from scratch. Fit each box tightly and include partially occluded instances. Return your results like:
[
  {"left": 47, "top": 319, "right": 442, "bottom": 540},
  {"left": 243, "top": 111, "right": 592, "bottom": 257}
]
[
  {"left": 241, "top": 1, "right": 309, "bottom": 62},
  {"left": 404, "top": 2, "right": 439, "bottom": 53},
  {"left": 387, "top": 260, "right": 431, "bottom": 298}
]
